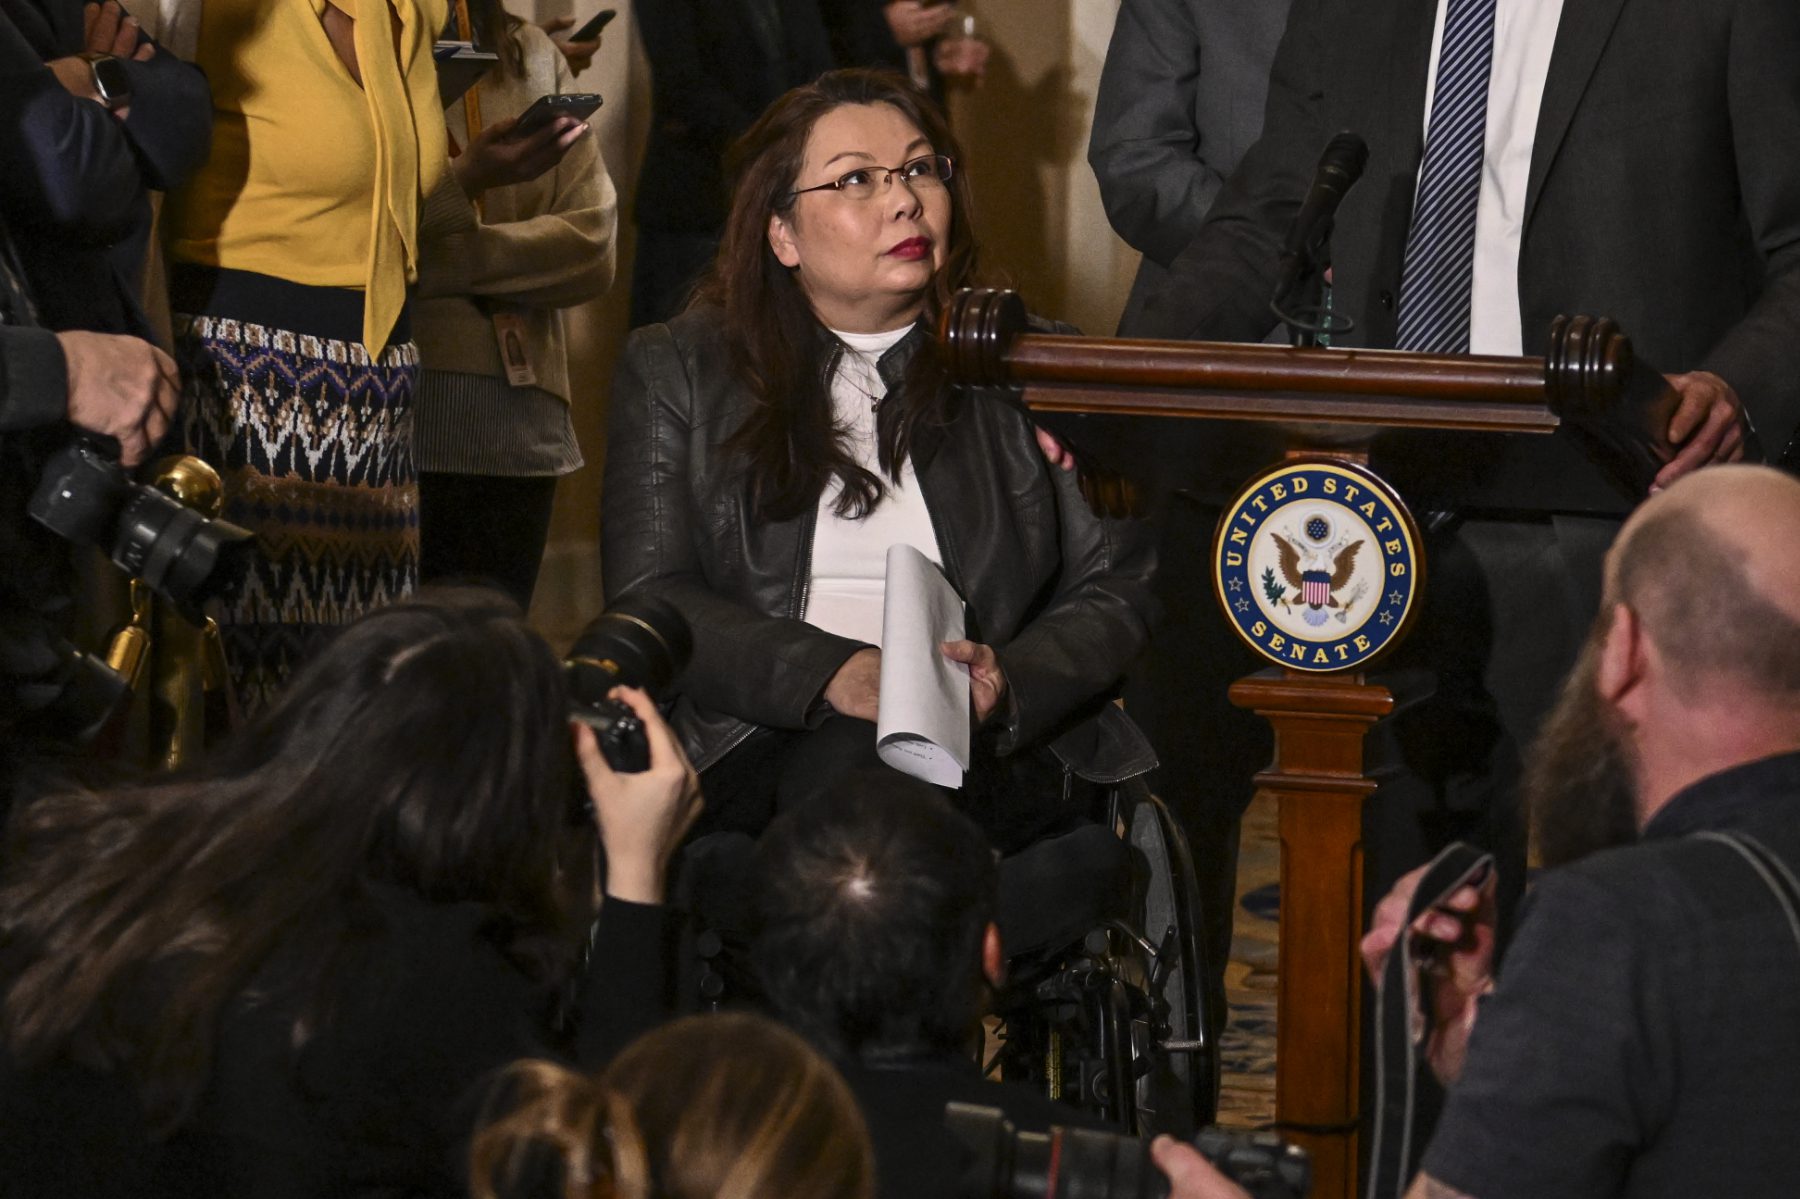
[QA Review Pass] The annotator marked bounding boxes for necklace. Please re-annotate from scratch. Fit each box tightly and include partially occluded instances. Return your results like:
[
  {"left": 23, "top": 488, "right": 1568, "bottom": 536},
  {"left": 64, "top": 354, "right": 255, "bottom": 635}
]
[{"left": 838, "top": 353, "right": 888, "bottom": 411}]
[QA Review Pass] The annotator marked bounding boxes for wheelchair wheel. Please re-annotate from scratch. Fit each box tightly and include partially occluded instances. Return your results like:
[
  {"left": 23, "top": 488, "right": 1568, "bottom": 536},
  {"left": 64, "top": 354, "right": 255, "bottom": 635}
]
[
  {"left": 1124, "top": 788, "right": 1219, "bottom": 1135},
  {"left": 986, "top": 788, "right": 1220, "bottom": 1138}
]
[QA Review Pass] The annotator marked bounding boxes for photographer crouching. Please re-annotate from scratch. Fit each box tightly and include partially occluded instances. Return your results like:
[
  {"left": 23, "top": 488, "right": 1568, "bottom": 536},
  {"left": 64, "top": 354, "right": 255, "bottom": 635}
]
[
  {"left": 750, "top": 769, "right": 1307, "bottom": 1199},
  {"left": 0, "top": 588, "right": 702, "bottom": 1197}
]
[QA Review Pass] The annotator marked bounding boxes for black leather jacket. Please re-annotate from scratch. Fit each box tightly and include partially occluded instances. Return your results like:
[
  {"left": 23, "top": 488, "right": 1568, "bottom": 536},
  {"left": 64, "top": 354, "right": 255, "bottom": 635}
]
[{"left": 601, "top": 307, "right": 1159, "bottom": 782}]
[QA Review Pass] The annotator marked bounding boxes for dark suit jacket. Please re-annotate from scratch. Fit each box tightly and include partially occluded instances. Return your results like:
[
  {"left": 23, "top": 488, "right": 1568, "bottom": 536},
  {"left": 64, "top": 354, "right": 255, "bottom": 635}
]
[
  {"left": 1130, "top": 0, "right": 1800, "bottom": 513},
  {"left": 816, "top": 0, "right": 905, "bottom": 75},
  {"left": 631, "top": 0, "right": 834, "bottom": 235},
  {"left": 0, "top": 0, "right": 210, "bottom": 335},
  {"left": 1087, "top": 0, "right": 1293, "bottom": 333},
  {"left": 815, "top": 0, "right": 949, "bottom": 105},
  {"left": 0, "top": 212, "right": 81, "bottom": 789}
]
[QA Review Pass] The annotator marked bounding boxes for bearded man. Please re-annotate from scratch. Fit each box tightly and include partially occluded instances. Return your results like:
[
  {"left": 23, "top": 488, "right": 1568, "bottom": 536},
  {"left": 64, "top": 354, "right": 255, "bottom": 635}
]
[
  {"left": 1159, "top": 463, "right": 1800, "bottom": 1199},
  {"left": 1357, "top": 462, "right": 1800, "bottom": 1199}
]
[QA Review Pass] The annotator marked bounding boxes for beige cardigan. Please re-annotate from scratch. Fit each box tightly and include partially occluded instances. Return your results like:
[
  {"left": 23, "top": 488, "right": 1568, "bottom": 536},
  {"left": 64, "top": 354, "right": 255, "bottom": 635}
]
[{"left": 414, "top": 22, "right": 618, "bottom": 409}]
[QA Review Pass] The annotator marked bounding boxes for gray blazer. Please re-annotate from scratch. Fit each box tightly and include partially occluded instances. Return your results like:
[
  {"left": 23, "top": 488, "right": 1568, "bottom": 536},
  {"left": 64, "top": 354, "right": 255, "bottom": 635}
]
[
  {"left": 1087, "top": 0, "right": 1293, "bottom": 334},
  {"left": 1132, "top": 0, "right": 1800, "bottom": 514}
]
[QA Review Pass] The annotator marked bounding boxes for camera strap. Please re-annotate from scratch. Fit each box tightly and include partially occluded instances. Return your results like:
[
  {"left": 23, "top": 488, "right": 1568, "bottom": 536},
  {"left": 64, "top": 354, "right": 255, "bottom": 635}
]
[
  {"left": 1364, "top": 841, "right": 1493, "bottom": 1199},
  {"left": 1690, "top": 831, "right": 1800, "bottom": 957}
]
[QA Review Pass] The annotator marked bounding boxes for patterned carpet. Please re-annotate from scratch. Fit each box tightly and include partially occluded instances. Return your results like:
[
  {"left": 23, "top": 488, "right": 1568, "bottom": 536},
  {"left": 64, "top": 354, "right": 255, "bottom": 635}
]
[{"left": 1217, "top": 793, "right": 1280, "bottom": 1128}]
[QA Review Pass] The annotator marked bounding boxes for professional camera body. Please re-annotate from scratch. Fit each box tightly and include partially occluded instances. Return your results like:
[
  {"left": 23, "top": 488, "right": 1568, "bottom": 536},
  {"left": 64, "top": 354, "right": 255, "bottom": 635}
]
[
  {"left": 947, "top": 1102, "right": 1310, "bottom": 1199},
  {"left": 29, "top": 438, "right": 252, "bottom": 625},
  {"left": 12, "top": 439, "right": 251, "bottom": 741},
  {"left": 565, "top": 593, "right": 692, "bottom": 772}
]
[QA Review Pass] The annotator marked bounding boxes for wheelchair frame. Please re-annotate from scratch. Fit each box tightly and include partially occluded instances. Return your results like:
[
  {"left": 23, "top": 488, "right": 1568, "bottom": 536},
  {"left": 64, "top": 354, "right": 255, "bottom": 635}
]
[{"left": 986, "top": 783, "right": 1220, "bottom": 1138}]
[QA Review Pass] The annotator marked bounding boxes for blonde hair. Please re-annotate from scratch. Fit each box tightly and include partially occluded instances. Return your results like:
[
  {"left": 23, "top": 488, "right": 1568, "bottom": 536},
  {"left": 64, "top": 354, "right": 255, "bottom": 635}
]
[
  {"left": 471, "top": 1060, "right": 648, "bottom": 1199},
  {"left": 471, "top": 1013, "right": 873, "bottom": 1199}
]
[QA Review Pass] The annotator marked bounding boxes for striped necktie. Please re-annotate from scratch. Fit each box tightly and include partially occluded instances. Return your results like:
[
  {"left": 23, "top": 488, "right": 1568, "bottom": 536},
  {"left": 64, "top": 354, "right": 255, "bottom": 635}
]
[{"left": 1395, "top": 0, "right": 1497, "bottom": 353}]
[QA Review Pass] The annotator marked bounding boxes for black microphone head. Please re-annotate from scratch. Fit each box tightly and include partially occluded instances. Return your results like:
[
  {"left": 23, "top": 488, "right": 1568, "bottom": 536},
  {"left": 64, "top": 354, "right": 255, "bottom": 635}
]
[{"left": 1319, "top": 131, "right": 1369, "bottom": 186}]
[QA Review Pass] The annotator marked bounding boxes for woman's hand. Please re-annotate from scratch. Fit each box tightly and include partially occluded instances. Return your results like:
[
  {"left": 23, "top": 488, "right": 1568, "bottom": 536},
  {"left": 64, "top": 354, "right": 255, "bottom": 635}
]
[
  {"left": 453, "top": 115, "right": 587, "bottom": 198},
  {"left": 1034, "top": 425, "right": 1076, "bottom": 472},
  {"left": 573, "top": 687, "right": 703, "bottom": 906},
  {"left": 823, "top": 648, "right": 882, "bottom": 722},
  {"left": 941, "top": 640, "right": 1008, "bottom": 726},
  {"left": 883, "top": 0, "right": 958, "bottom": 48},
  {"left": 540, "top": 15, "right": 601, "bottom": 75}
]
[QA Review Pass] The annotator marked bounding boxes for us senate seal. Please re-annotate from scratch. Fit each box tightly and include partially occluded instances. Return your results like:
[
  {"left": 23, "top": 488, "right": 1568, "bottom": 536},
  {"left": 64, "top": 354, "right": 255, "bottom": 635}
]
[{"left": 1212, "top": 458, "right": 1424, "bottom": 673}]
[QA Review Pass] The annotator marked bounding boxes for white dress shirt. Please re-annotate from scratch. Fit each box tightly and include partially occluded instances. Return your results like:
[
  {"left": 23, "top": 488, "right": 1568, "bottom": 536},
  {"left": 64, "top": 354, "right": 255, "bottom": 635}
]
[
  {"left": 805, "top": 326, "right": 942, "bottom": 647},
  {"left": 1419, "top": 0, "right": 1566, "bottom": 355}
]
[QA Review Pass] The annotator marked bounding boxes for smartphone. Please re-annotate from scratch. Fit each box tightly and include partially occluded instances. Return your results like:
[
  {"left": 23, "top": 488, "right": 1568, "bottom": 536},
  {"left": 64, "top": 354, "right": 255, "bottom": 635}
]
[
  {"left": 513, "top": 92, "right": 603, "bottom": 137},
  {"left": 569, "top": 8, "right": 618, "bottom": 42}
]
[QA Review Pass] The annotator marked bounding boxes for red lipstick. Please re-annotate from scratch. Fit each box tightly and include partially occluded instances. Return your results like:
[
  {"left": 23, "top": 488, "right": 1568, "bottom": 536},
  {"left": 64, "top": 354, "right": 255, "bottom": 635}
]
[{"left": 887, "top": 237, "right": 932, "bottom": 260}]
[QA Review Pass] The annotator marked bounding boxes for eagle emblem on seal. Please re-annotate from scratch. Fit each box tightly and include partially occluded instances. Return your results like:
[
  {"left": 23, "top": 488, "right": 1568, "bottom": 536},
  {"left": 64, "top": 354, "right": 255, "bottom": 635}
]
[
  {"left": 1214, "top": 460, "right": 1422, "bottom": 673},
  {"left": 1269, "top": 513, "right": 1365, "bottom": 628}
]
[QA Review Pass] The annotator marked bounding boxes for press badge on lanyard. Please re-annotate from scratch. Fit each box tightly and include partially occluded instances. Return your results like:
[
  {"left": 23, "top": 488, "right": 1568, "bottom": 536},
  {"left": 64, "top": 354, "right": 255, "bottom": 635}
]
[
  {"left": 447, "top": 0, "right": 539, "bottom": 388},
  {"left": 492, "top": 311, "right": 538, "bottom": 387}
]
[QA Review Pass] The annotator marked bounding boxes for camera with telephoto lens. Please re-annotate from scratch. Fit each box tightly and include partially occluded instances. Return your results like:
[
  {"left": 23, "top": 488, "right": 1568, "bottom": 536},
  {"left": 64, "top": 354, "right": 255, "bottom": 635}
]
[
  {"left": 28, "top": 438, "right": 253, "bottom": 625},
  {"left": 565, "top": 594, "right": 692, "bottom": 772},
  {"left": 946, "top": 1103, "right": 1311, "bottom": 1199}
]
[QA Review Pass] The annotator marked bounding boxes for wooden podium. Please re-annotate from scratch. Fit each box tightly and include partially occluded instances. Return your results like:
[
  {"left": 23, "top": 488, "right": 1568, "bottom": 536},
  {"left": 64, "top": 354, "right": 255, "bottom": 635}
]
[{"left": 940, "top": 289, "right": 1647, "bottom": 1199}]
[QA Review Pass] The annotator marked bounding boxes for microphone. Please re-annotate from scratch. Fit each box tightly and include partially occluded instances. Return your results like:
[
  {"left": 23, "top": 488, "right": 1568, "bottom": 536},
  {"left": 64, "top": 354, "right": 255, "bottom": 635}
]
[{"left": 1273, "top": 132, "right": 1369, "bottom": 301}]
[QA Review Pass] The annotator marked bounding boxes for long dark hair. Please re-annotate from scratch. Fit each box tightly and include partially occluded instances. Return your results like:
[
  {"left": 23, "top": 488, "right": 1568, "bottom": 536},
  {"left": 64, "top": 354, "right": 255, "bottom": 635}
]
[
  {"left": 0, "top": 590, "right": 584, "bottom": 1134},
  {"left": 466, "top": 0, "right": 526, "bottom": 79},
  {"left": 690, "top": 69, "right": 982, "bottom": 523}
]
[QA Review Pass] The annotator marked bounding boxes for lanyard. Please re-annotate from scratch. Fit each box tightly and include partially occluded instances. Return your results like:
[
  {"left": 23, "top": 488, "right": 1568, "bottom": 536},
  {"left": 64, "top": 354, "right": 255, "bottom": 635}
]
[
  {"left": 450, "top": 0, "right": 485, "bottom": 219},
  {"left": 453, "top": 0, "right": 484, "bottom": 135}
]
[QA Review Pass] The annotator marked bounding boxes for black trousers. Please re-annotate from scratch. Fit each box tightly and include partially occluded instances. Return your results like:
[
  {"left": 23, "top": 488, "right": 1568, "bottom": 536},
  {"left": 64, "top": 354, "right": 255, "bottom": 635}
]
[
  {"left": 681, "top": 717, "right": 1124, "bottom": 953},
  {"left": 417, "top": 472, "right": 559, "bottom": 610},
  {"left": 697, "top": 717, "right": 1099, "bottom": 854}
]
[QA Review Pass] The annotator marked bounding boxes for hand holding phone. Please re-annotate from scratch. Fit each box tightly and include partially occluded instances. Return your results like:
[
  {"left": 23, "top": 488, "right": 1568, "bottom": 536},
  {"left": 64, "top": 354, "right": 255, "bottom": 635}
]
[
  {"left": 570, "top": 8, "right": 617, "bottom": 43},
  {"left": 512, "top": 92, "right": 602, "bottom": 138},
  {"left": 454, "top": 98, "right": 594, "bottom": 197},
  {"left": 543, "top": 10, "right": 614, "bottom": 74}
]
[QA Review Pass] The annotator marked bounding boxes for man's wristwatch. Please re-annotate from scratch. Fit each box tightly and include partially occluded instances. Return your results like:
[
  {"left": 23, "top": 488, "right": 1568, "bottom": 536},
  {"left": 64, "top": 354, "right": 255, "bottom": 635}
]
[{"left": 79, "top": 52, "right": 132, "bottom": 112}]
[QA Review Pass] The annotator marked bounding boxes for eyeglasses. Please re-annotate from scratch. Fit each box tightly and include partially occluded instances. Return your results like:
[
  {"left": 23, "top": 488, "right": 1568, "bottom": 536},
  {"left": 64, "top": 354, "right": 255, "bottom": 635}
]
[{"left": 788, "top": 154, "right": 955, "bottom": 202}]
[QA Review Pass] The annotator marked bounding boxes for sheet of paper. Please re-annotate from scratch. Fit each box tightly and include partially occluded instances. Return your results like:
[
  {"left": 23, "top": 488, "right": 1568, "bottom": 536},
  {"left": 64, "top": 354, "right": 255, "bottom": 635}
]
[{"left": 876, "top": 544, "right": 970, "bottom": 787}]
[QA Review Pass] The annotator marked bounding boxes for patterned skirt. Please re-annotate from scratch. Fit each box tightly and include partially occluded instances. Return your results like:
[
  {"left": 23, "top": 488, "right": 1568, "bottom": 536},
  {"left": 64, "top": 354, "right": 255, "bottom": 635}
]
[{"left": 176, "top": 278, "right": 419, "bottom": 713}]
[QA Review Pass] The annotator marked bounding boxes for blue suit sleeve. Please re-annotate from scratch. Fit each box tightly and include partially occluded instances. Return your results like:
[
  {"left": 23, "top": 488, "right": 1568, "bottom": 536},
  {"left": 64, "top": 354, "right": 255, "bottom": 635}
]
[
  {"left": 113, "top": 43, "right": 213, "bottom": 193},
  {"left": 0, "top": 14, "right": 141, "bottom": 240}
]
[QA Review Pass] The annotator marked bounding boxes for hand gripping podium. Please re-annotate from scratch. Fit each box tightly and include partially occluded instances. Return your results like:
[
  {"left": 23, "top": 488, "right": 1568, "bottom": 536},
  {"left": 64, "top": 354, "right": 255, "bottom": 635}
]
[{"left": 940, "top": 288, "right": 1659, "bottom": 1199}]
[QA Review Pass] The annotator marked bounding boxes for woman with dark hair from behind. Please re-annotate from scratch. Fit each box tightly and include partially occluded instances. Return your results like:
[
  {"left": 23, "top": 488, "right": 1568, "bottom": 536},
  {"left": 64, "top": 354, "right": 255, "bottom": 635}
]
[
  {"left": 0, "top": 589, "right": 702, "bottom": 1198},
  {"left": 601, "top": 69, "right": 1156, "bottom": 917},
  {"left": 471, "top": 1012, "right": 875, "bottom": 1199}
]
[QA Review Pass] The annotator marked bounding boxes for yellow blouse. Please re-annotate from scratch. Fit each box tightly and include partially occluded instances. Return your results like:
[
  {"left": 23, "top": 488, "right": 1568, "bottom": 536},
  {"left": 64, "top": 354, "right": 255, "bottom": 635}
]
[{"left": 166, "top": 0, "right": 451, "bottom": 355}]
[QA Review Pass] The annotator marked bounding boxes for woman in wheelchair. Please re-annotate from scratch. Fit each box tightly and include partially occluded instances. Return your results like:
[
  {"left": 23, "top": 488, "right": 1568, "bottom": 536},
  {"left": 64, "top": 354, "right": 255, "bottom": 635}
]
[{"left": 601, "top": 68, "right": 1159, "bottom": 885}]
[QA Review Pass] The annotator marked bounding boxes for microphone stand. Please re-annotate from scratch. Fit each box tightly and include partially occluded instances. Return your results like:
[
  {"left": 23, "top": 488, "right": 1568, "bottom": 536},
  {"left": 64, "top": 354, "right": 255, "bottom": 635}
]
[
  {"left": 1270, "top": 226, "right": 1341, "bottom": 349},
  {"left": 1269, "top": 131, "right": 1368, "bottom": 348}
]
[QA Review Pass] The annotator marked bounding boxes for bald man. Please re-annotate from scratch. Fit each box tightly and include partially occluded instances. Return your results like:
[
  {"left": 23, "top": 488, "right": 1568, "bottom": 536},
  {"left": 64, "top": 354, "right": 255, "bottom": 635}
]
[{"left": 1155, "top": 464, "right": 1800, "bottom": 1199}]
